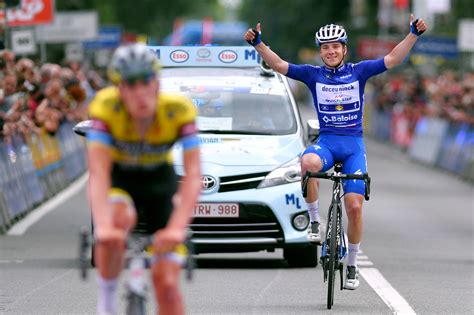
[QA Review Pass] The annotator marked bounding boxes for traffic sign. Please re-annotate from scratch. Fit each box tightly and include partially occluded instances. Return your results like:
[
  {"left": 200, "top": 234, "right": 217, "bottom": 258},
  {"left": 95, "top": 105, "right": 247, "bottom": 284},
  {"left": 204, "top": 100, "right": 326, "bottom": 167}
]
[{"left": 11, "top": 29, "right": 36, "bottom": 55}]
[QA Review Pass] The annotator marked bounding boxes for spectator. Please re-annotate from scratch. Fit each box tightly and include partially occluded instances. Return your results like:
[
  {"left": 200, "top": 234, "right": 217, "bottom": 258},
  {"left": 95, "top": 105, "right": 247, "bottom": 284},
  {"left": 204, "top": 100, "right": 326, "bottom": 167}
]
[
  {"left": 367, "top": 68, "right": 473, "bottom": 149},
  {"left": 0, "top": 49, "right": 109, "bottom": 164}
]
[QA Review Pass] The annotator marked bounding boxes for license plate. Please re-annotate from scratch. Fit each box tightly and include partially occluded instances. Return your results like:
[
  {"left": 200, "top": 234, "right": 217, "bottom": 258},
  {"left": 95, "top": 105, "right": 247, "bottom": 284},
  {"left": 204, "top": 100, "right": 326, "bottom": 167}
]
[{"left": 193, "top": 203, "right": 239, "bottom": 218}]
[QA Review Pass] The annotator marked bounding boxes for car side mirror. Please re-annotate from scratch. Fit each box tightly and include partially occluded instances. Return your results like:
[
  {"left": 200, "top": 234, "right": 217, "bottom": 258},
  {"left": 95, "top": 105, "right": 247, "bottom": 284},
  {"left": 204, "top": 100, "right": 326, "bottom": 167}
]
[
  {"left": 306, "top": 119, "right": 319, "bottom": 144},
  {"left": 73, "top": 120, "right": 93, "bottom": 137}
]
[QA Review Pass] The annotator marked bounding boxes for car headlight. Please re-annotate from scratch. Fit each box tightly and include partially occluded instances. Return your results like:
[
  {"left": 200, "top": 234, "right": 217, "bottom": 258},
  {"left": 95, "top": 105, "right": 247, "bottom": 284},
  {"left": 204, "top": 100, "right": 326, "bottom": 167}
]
[{"left": 257, "top": 156, "right": 301, "bottom": 189}]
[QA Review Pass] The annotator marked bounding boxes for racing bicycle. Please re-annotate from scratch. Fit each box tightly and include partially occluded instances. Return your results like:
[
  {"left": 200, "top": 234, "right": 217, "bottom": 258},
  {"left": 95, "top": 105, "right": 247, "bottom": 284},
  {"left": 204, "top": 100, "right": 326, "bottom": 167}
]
[
  {"left": 302, "top": 163, "right": 370, "bottom": 309},
  {"left": 78, "top": 227, "right": 194, "bottom": 315}
]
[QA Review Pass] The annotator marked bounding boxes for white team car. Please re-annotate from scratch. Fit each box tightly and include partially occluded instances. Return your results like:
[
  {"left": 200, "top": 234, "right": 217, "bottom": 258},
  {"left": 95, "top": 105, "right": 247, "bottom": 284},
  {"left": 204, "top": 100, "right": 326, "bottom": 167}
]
[
  {"left": 75, "top": 46, "right": 319, "bottom": 267},
  {"left": 155, "top": 46, "right": 319, "bottom": 267}
]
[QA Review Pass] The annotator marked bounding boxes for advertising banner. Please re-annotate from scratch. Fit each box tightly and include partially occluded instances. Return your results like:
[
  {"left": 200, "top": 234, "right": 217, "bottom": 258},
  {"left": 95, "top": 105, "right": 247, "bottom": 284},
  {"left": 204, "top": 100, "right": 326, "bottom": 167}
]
[
  {"left": 357, "top": 37, "right": 397, "bottom": 59},
  {"left": 458, "top": 19, "right": 474, "bottom": 52},
  {"left": 0, "top": 0, "right": 54, "bottom": 26},
  {"left": 409, "top": 117, "right": 449, "bottom": 165},
  {"left": 83, "top": 26, "right": 122, "bottom": 50},
  {"left": 437, "top": 123, "right": 474, "bottom": 179},
  {"left": 35, "top": 11, "right": 98, "bottom": 43},
  {"left": 412, "top": 36, "right": 458, "bottom": 59}
]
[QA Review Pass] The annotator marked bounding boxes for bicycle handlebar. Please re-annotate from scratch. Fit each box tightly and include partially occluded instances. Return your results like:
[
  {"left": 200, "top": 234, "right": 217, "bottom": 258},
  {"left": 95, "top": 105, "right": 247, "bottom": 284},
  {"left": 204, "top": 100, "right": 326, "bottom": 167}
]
[
  {"left": 308, "top": 172, "right": 369, "bottom": 181},
  {"left": 78, "top": 228, "right": 195, "bottom": 281},
  {"left": 302, "top": 171, "right": 371, "bottom": 201}
]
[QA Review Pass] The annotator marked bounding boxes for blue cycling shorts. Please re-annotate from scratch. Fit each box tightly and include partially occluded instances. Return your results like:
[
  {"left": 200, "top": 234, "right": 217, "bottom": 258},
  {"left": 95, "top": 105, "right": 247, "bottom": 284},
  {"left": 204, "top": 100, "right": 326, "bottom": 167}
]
[{"left": 302, "top": 135, "right": 367, "bottom": 195}]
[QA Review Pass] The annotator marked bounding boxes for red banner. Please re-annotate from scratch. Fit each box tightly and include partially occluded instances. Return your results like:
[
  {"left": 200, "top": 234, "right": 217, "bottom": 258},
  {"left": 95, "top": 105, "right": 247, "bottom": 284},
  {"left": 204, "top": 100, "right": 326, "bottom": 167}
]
[
  {"left": 357, "top": 38, "right": 398, "bottom": 59},
  {"left": 0, "top": 0, "right": 54, "bottom": 26}
]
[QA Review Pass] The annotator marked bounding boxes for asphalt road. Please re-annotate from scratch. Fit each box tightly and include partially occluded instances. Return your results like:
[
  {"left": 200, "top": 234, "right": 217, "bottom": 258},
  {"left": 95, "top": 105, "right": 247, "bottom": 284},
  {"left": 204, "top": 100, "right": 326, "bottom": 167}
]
[{"left": 1, "top": 106, "right": 473, "bottom": 314}]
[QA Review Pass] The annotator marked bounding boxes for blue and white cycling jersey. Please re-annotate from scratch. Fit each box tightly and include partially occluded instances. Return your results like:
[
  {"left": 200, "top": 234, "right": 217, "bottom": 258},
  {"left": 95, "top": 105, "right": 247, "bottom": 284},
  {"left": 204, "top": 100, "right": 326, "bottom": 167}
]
[{"left": 287, "top": 58, "right": 387, "bottom": 137}]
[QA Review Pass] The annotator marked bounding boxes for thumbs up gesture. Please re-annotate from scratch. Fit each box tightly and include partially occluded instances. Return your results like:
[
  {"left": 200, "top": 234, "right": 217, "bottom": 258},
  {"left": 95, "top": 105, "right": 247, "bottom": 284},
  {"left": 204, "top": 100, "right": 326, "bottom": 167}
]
[
  {"left": 244, "top": 23, "right": 262, "bottom": 46},
  {"left": 410, "top": 14, "right": 427, "bottom": 36}
]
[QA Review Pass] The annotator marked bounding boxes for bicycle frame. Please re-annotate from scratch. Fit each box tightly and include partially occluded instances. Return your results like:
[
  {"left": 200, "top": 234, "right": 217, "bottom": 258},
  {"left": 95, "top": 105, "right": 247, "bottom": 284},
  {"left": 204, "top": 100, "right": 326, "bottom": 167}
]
[
  {"left": 78, "top": 229, "right": 194, "bottom": 315},
  {"left": 301, "top": 162, "right": 370, "bottom": 309}
]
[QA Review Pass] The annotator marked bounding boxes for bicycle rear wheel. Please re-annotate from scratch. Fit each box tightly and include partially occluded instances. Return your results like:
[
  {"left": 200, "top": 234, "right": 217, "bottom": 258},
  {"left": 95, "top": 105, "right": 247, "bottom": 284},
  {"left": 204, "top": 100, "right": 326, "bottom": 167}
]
[{"left": 327, "top": 203, "right": 338, "bottom": 309}]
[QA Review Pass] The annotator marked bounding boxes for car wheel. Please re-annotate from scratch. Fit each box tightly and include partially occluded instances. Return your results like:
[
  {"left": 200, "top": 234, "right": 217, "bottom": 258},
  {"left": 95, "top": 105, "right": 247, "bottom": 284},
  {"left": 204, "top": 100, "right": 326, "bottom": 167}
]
[{"left": 284, "top": 244, "right": 318, "bottom": 268}]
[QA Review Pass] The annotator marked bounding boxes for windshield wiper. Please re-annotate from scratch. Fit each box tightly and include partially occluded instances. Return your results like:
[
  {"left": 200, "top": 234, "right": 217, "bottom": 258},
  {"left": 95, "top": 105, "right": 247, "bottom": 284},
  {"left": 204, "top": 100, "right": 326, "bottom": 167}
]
[{"left": 199, "top": 130, "right": 274, "bottom": 135}]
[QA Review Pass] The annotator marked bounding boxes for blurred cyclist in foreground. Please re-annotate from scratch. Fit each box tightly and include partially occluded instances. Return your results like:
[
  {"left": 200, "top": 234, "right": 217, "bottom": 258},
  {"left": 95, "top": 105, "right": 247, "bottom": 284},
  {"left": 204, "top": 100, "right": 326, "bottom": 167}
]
[
  {"left": 244, "top": 14, "right": 427, "bottom": 290},
  {"left": 86, "top": 43, "right": 201, "bottom": 314}
]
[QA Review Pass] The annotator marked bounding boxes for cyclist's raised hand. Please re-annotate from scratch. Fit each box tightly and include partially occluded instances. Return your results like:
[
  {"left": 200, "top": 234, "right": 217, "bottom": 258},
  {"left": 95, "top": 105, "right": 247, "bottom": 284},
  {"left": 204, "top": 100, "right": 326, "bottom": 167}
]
[
  {"left": 153, "top": 226, "right": 186, "bottom": 255},
  {"left": 410, "top": 14, "right": 428, "bottom": 36},
  {"left": 244, "top": 23, "right": 262, "bottom": 46}
]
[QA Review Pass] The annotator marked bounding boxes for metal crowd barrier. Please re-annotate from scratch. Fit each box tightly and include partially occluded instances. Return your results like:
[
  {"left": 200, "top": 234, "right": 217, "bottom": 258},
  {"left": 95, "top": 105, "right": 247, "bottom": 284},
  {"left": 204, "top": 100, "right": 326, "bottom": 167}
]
[
  {"left": 368, "top": 108, "right": 474, "bottom": 182},
  {"left": 0, "top": 122, "right": 86, "bottom": 233}
]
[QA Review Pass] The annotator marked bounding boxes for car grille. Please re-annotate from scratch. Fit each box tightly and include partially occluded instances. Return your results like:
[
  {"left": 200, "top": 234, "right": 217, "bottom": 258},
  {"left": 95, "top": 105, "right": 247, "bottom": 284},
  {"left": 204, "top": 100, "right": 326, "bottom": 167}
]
[
  {"left": 179, "top": 171, "right": 269, "bottom": 193},
  {"left": 218, "top": 171, "right": 268, "bottom": 192},
  {"left": 189, "top": 203, "right": 284, "bottom": 241}
]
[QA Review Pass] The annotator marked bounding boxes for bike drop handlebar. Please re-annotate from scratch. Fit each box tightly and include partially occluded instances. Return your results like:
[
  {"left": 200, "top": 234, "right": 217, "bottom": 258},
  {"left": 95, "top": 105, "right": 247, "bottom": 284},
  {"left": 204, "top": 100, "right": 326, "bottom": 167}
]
[
  {"left": 78, "top": 228, "right": 195, "bottom": 281},
  {"left": 302, "top": 171, "right": 371, "bottom": 201}
]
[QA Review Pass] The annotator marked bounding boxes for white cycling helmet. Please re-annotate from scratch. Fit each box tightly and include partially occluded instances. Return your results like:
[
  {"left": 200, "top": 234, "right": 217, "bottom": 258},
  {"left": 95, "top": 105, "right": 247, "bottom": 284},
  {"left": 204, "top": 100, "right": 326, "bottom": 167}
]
[
  {"left": 107, "top": 43, "right": 161, "bottom": 84},
  {"left": 315, "top": 24, "right": 348, "bottom": 46}
]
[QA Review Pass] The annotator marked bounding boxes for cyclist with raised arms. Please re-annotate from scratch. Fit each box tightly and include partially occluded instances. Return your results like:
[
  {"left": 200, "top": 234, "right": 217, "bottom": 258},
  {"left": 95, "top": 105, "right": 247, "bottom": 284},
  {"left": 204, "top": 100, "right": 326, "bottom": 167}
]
[
  {"left": 86, "top": 43, "right": 201, "bottom": 314},
  {"left": 244, "top": 14, "right": 427, "bottom": 290}
]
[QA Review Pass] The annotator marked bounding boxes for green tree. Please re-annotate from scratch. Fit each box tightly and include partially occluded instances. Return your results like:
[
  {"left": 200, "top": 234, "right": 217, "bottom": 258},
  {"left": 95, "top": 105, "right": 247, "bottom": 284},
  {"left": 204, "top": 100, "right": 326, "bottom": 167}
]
[
  {"left": 57, "top": 0, "right": 220, "bottom": 42},
  {"left": 239, "top": 0, "right": 352, "bottom": 62}
]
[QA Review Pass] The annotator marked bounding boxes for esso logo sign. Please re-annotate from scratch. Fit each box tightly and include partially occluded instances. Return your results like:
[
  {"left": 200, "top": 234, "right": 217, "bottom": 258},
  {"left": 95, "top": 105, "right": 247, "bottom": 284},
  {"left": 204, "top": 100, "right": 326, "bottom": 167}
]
[
  {"left": 170, "top": 50, "right": 189, "bottom": 63},
  {"left": 218, "top": 50, "right": 237, "bottom": 63}
]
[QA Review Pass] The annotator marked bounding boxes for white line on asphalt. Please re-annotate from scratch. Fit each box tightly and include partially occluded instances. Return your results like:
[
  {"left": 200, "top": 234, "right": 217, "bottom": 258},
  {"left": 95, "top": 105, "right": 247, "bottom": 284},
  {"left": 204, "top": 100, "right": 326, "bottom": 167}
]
[
  {"left": 341, "top": 234, "right": 415, "bottom": 313},
  {"left": 360, "top": 268, "right": 416, "bottom": 315},
  {"left": 7, "top": 269, "right": 74, "bottom": 310},
  {"left": 7, "top": 173, "right": 88, "bottom": 236},
  {"left": 251, "top": 270, "right": 282, "bottom": 314}
]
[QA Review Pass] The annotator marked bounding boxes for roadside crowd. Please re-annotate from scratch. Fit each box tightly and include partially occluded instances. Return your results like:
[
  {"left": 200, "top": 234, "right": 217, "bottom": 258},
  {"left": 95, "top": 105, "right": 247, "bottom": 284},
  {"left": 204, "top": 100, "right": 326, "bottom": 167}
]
[
  {"left": 2, "top": 47, "right": 473, "bottom": 153},
  {"left": 0, "top": 49, "right": 106, "bottom": 153},
  {"left": 368, "top": 69, "right": 474, "bottom": 148}
]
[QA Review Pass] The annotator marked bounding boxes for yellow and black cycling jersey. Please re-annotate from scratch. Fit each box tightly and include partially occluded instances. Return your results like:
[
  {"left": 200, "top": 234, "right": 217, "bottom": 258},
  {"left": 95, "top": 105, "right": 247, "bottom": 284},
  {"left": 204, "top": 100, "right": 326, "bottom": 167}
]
[{"left": 87, "top": 86, "right": 198, "bottom": 168}]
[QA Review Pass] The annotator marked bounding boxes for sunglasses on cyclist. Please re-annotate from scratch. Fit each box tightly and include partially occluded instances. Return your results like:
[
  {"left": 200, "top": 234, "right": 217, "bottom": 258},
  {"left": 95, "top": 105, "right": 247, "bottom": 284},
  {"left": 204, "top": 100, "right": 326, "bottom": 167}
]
[{"left": 123, "top": 72, "right": 155, "bottom": 86}]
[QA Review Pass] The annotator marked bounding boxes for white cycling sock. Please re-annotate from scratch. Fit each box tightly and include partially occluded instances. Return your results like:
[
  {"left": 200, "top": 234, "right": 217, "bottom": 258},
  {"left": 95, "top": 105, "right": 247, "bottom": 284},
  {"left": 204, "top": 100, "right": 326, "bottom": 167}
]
[
  {"left": 348, "top": 242, "right": 360, "bottom": 266},
  {"left": 97, "top": 275, "right": 118, "bottom": 315},
  {"left": 306, "top": 200, "right": 320, "bottom": 223}
]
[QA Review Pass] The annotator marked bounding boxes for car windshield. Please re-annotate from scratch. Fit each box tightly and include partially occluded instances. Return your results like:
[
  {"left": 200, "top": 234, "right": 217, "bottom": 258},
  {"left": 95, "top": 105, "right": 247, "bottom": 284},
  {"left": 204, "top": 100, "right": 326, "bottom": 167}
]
[{"left": 160, "top": 69, "right": 297, "bottom": 135}]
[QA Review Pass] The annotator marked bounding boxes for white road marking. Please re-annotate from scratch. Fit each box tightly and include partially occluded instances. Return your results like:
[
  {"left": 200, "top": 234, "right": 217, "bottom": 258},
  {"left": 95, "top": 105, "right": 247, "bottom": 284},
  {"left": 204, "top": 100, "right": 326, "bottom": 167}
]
[
  {"left": 7, "top": 269, "right": 74, "bottom": 310},
  {"left": 341, "top": 234, "right": 415, "bottom": 313},
  {"left": 7, "top": 176, "right": 415, "bottom": 314},
  {"left": 251, "top": 270, "right": 283, "bottom": 314},
  {"left": 360, "top": 268, "right": 416, "bottom": 315},
  {"left": 7, "top": 173, "right": 88, "bottom": 235}
]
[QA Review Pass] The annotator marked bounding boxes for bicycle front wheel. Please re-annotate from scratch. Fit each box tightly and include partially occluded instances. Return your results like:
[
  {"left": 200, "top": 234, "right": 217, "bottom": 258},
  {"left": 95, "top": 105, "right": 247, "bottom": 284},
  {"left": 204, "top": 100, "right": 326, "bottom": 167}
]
[
  {"left": 327, "top": 203, "right": 338, "bottom": 309},
  {"left": 126, "top": 292, "right": 146, "bottom": 315}
]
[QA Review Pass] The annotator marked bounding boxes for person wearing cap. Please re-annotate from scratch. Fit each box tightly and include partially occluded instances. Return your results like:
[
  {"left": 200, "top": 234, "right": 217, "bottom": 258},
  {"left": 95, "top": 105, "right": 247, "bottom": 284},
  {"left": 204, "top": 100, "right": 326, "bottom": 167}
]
[
  {"left": 86, "top": 43, "right": 201, "bottom": 314},
  {"left": 244, "top": 14, "right": 427, "bottom": 290}
]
